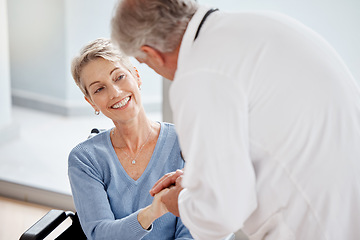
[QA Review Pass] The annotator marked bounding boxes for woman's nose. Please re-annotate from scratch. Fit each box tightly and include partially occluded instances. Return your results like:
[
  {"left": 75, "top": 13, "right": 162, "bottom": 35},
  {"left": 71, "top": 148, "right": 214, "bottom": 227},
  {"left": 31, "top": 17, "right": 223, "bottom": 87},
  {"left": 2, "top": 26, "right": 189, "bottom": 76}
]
[{"left": 109, "top": 85, "right": 123, "bottom": 99}]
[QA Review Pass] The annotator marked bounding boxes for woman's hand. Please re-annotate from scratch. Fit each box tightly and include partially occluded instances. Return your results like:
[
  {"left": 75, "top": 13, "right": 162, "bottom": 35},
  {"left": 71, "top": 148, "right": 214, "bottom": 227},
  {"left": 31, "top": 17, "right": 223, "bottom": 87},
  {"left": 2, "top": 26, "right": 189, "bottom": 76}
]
[
  {"left": 151, "top": 188, "right": 170, "bottom": 219},
  {"left": 138, "top": 189, "right": 170, "bottom": 230}
]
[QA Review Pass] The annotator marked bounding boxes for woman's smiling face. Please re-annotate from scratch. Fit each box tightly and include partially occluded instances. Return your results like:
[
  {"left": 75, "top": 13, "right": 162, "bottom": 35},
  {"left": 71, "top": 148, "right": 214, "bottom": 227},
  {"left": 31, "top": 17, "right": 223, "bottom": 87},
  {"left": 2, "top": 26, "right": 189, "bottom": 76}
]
[{"left": 81, "top": 57, "right": 142, "bottom": 123}]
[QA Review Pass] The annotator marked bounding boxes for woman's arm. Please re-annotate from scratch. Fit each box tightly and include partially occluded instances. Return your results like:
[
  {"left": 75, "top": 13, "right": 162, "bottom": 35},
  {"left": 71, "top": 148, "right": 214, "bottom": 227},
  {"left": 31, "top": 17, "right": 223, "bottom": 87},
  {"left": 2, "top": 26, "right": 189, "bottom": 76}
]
[
  {"left": 174, "top": 215, "right": 194, "bottom": 239},
  {"left": 68, "top": 146, "right": 169, "bottom": 240},
  {"left": 68, "top": 165, "right": 150, "bottom": 240}
]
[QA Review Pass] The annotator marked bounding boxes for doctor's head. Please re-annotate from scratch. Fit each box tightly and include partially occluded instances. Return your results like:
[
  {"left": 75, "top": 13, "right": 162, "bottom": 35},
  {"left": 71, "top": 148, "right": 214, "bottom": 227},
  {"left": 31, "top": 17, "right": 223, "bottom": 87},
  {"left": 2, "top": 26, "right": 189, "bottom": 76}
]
[{"left": 111, "top": 0, "right": 198, "bottom": 80}]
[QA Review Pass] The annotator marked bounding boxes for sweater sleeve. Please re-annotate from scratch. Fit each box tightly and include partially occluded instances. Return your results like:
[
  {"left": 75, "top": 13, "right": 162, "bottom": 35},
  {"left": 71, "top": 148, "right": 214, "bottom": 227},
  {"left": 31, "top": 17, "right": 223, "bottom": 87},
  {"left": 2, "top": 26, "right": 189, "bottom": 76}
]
[
  {"left": 171, "top": 71, "right": 257, "bottom": 240},
  {"left": 175, "top": 216, "right": 194, "bottom": 239},
  {"left": 68, "top": 145, "right": 151, "bottom": 240}
]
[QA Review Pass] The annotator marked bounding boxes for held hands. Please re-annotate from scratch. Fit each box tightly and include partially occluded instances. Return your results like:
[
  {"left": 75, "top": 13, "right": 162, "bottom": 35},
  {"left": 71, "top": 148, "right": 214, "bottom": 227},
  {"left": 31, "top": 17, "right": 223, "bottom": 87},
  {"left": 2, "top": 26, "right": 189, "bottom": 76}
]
[
  {"left": 150, "top": 169, "right": 184, "bottom": 196},
  {"left": 138, "top": 169, "right": 184, "bottom": 229},
  {"left": 151, "top": 188, "right": 170, "bottom": 220},
  {"left": 150, "top": 169, "right": 184, "bottom": 217},
  {"left": 161, "top": 175, "right": 184, "bottom": 217},
  {"left": 138, "top": 188, "right": 170, "bottom": 230}
]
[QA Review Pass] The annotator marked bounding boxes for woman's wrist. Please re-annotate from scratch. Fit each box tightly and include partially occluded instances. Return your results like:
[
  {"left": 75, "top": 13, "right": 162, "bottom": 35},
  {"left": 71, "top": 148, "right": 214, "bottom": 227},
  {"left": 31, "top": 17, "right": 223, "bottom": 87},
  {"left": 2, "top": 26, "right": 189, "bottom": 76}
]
[{"left": 137, "top": 205, "right": 155, "bottom": 230}]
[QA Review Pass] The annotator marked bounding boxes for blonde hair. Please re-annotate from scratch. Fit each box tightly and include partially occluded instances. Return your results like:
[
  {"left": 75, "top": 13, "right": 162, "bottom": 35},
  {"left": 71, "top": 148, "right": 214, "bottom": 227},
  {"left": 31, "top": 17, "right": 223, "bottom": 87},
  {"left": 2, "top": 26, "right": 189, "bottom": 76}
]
[
  {"left": 71, "top": 38, "right": 135, "bottom": 96},
  {"left": 111, "top": 0, "right": 198, "bottom": 58}
]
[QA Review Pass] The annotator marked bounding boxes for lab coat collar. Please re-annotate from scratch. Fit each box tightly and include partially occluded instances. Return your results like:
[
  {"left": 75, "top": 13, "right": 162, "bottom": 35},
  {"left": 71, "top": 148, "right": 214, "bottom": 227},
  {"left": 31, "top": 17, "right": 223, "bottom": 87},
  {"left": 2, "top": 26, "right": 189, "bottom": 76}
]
[
  {"left": 177, "top": 5, "right": 212, "bottom": 65},
  {"left": 172, "top": 5, "right": 213, "bottom": 87}
]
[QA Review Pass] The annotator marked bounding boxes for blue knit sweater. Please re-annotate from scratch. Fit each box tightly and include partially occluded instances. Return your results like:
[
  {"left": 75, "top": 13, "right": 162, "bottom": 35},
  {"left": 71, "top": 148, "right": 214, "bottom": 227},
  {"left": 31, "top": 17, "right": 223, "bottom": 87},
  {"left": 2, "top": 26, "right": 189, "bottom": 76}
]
[{"left": 68, "top": 122, "right": 193, "bottom": 240}]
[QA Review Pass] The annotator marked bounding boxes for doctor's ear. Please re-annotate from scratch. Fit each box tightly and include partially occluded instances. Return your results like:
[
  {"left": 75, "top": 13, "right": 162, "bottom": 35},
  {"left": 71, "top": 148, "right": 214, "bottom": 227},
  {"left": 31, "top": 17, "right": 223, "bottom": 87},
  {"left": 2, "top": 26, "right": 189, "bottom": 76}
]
[{"left": 140, "top": 45, "right": 165, "bottom": 66}]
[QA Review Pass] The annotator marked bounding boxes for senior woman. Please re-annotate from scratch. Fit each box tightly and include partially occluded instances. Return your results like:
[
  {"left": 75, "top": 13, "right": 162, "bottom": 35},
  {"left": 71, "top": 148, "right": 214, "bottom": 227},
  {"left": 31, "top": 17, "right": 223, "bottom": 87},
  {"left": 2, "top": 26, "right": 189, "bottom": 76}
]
[{"left": 68, "top": 38, "right": 192, "bottom": 240}]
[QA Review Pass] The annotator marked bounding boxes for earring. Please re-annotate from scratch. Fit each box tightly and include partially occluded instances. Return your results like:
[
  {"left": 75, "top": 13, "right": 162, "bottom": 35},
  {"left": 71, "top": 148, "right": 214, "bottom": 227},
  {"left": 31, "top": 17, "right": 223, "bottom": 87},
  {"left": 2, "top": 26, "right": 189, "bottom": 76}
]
[
  {"left": 95, "top": 110, "right": 100, "bottom": 115},
  {"left": 139, "top": 85, "right": 142, "bottom": 90}
]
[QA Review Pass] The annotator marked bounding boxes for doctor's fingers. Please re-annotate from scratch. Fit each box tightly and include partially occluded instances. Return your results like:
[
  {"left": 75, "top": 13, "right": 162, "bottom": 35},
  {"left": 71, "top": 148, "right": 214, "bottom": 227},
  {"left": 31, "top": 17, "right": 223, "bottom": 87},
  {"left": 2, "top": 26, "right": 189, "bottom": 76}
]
[
  {"left": 150, "top": 172, "right": 177, "bottom": 196},
  {"left": 153, "top": 170, "right": 183, "bottom": 190},
  {"left": 150, "top": 170, "right": 183, "bottom": 196},
  {"left": 175, "top": 175, "right": 183, "bottom": 185}
]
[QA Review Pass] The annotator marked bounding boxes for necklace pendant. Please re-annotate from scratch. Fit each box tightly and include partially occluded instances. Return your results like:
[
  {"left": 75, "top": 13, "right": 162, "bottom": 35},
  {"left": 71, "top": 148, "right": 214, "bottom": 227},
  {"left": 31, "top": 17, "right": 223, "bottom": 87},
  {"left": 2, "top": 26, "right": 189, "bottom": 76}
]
[{"left": 131, "top": 160, "right": 136, "bottom": 165}]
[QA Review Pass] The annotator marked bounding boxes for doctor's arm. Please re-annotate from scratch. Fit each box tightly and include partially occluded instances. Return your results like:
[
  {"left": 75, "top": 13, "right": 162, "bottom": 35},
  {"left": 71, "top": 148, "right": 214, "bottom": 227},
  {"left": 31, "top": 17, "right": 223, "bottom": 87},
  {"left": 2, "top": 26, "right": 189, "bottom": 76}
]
[{"left": 170, "top": 72, "right": 258, "bottom": 240}]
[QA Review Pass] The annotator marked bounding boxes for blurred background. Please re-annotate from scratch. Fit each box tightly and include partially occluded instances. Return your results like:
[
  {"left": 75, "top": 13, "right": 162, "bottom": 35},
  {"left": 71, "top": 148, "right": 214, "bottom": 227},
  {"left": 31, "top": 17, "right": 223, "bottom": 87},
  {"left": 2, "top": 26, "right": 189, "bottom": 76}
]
[{"left": 0, "top": 0, "right": 359, "bottom": 239}]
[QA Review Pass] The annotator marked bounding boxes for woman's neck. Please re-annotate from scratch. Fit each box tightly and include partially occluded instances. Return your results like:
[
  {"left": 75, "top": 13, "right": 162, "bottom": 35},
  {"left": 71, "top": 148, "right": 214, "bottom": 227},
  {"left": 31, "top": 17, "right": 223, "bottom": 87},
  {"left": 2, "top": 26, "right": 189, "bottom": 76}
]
[{"left": 111, "top": 113, "right": 154, "bottom": 154}]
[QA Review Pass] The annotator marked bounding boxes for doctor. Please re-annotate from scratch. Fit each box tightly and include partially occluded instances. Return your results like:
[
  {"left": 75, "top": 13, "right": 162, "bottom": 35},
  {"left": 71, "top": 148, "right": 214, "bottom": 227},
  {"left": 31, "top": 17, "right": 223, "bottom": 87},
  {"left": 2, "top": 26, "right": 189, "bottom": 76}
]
[{"left": 111, "top": 0, "right": 360, "bottom": 239}]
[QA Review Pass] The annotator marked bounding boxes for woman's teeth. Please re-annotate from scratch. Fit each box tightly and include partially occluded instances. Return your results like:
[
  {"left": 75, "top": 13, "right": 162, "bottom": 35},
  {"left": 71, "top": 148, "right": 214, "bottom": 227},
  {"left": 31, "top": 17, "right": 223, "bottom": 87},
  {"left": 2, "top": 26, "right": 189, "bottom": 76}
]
[{"left": 112, "top": 96, "right": 130, "bottom": 109}]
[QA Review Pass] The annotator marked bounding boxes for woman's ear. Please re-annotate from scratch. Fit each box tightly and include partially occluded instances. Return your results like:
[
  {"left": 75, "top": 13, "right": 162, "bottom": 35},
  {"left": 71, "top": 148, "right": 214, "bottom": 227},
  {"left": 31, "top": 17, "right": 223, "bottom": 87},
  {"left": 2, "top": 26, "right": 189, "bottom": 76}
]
[
  {"left": 134, "top": 67, "right": 142, "bottom": 88},
  {"left": 134, "top": 67, "right": 140, "bottom": 78},
  {"left": 84, "top": 96, "right": 98, "bottom": 111}
]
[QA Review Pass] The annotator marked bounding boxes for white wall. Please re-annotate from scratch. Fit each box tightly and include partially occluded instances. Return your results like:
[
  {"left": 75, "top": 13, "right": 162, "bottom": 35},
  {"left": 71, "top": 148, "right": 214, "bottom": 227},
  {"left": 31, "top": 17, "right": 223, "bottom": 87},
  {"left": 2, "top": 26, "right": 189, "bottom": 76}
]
[
  {"left": 6, "top": 0, "right": 359, "bottom": 117},
  {"left": 200, "top": 0, "right": 360, "bottom": 83},
  {"left": 0, "top": 0, "right": 12, "bottom": 126},
  {"left": 7, "top": 0, "right": 162, "bottom": 116},
  {"left": 64, "top": 0, "right": 162, "bottom": 112},
  {"left": 0, "top": 0, "right": 18, "bottom": 145},
  {"left": 64, "top": 0, "right": 119, "bottom": 103}
]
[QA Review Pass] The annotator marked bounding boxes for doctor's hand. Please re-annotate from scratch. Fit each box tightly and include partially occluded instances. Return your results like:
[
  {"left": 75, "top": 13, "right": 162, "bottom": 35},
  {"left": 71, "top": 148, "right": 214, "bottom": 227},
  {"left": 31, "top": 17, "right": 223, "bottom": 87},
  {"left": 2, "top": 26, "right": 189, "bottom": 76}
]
[
  {"left": 161, "top": 175, "right": 184, "bottom": 217},
  {"left": 150, "top": 169, "right": 183, "bottom": 197}
]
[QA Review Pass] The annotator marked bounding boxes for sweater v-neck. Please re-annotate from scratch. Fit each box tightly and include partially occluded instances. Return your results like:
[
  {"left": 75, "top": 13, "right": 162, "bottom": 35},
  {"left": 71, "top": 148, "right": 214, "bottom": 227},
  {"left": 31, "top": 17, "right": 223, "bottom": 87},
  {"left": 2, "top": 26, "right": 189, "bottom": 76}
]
[{"left": 106, "top": 122, "right": 164, "bottom": 185}]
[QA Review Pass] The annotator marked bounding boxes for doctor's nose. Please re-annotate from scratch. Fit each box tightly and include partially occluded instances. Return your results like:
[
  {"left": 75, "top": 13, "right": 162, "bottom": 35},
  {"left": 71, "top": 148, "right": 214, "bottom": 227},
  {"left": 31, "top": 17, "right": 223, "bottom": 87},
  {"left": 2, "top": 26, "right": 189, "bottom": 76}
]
[{"left": 109, "top": 85, "right": 123, "bottom": 100}]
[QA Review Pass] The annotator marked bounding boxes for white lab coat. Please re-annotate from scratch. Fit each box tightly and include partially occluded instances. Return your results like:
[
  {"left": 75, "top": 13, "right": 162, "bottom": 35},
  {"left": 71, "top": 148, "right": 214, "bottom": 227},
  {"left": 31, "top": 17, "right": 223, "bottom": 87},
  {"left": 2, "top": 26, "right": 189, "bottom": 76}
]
[{"left": 170, "top": 6, "right": 360, "bottom": 240}]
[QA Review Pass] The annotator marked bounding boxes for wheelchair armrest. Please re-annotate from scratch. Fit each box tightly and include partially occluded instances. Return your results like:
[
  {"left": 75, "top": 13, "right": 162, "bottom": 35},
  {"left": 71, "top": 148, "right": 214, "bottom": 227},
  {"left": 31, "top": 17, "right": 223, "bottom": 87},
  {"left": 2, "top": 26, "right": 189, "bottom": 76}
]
[
  {"left": 19, "top": 210, "right": 75, "bottom": 240},
  {"left": 88, "top": 128, "right": 106, "bottom": 139}
]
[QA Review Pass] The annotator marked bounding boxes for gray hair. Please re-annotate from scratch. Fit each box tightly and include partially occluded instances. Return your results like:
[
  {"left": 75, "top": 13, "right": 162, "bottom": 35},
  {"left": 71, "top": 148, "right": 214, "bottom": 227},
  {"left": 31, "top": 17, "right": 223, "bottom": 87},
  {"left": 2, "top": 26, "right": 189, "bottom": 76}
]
[
  {"left": 111, "top": 0, "right": 198, "bottom": 58},
  {"left": 71, "top": 38, "right": 135, "bottom": 97}
]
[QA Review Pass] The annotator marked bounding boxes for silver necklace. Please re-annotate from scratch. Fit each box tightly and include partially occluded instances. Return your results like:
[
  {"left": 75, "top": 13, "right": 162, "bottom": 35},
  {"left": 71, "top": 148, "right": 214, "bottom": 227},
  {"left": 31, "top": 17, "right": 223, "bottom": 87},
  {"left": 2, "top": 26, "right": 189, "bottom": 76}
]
[{"left": 112, "top": 127, "right": 152, "bottom": 165}]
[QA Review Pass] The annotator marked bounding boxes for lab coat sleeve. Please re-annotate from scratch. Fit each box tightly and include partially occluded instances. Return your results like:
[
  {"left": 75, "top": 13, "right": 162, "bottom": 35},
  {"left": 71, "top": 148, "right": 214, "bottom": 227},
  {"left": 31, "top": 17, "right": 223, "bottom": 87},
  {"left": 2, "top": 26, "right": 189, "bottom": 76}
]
[{"left": 170, "top": 70, "right": 257, "bottom": 240}]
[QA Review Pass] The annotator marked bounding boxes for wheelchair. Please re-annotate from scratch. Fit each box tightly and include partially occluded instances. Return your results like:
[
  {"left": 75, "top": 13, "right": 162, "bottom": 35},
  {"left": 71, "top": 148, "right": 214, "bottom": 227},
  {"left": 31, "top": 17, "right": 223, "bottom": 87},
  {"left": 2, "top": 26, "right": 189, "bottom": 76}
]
[
  {"left": 19, "top": 129, "right": 101, "bottom": 240},
  {"left": 19, "top": 128, "right": 236, "bottom": 240},
  {"left": 19, "top": 210, "right": 86, "bottom": 240}
]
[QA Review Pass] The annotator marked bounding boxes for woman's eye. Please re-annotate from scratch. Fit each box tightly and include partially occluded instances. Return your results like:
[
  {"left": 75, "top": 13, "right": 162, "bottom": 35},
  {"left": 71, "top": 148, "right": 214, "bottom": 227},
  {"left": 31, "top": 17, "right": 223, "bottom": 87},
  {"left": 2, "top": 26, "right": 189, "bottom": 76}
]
[
  {"left": 115, "top": 74, "right": 125, "bottom": 82},
  {"left": 94, "top": 87, "right": 104, "bottom": 94}
]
